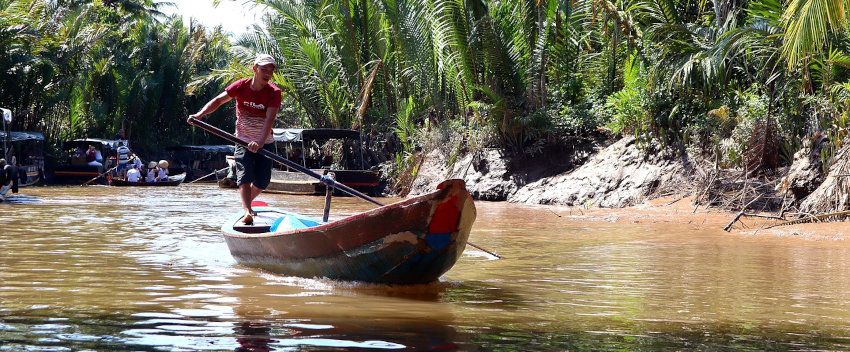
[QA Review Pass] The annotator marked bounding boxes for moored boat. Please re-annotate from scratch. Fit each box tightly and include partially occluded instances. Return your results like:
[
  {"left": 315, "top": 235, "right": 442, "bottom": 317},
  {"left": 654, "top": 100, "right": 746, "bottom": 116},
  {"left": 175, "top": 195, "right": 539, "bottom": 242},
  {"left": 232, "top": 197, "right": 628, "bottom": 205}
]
[
  {"left": 109, "top": 172, "right": 186, "bottom": 186},
  {"left": 165, "top": 145, "right": 234, "bottom": 182},
  {"left": 0, "top": 131, "right": 46, "bottom": 187},
  {"left": 266, "top": 128, "right": 381, "bottom": 196},
  {"left": 217, "top": 155, "right": 237, "bottom": 188},
  {"left": 53, "top": 138, "right": 123, "bottom": 184},
  {"left": 220, "top": 179, "right": 475, "bottom": 284}
]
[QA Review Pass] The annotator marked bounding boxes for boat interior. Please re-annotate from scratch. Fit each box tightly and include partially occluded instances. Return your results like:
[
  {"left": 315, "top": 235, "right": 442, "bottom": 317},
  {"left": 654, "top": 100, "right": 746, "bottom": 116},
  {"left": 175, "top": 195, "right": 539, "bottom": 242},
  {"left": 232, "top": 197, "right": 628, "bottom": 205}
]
[{"left": 232, "top": 209, "right": 323, "bottom": 234}]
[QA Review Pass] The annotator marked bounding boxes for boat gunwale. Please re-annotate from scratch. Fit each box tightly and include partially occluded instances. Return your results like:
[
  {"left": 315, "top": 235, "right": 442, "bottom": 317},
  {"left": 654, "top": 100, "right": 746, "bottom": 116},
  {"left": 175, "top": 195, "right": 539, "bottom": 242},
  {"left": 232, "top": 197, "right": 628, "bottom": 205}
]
[
  {"left": 109, "top": 172, "right": 187, "bottom": 186},
  {"left": 220, "top": 190, "right": 438, "bottom": 239}
]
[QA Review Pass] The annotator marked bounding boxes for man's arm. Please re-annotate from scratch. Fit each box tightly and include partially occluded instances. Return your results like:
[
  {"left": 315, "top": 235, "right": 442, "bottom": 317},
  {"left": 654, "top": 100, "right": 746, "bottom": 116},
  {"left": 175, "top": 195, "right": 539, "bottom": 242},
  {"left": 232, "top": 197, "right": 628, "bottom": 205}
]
[
  {"left": 187, "top": 92, "right": 232, "bottom": 123},
  {"left": 247, "top": 105, "right": 280, "bottom": 153}
]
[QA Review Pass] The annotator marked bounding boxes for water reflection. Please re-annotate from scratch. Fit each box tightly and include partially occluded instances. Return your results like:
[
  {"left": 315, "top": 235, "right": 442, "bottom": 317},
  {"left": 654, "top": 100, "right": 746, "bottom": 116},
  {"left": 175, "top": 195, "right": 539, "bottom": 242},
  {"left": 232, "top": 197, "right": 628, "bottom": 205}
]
[
  {"left": 234, "top": 321, "right": 273, "bottom": 352},
  {"left": 231, "top": 320, "right": 411, "bottom": 351}
]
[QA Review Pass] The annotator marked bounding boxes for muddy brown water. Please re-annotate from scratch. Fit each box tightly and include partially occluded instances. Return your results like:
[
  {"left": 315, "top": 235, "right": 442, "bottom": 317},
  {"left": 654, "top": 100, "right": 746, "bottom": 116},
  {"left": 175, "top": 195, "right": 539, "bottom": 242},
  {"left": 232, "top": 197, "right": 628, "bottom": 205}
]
[{"left": 2, "top": 185, "right": 850, "bottom": 351}]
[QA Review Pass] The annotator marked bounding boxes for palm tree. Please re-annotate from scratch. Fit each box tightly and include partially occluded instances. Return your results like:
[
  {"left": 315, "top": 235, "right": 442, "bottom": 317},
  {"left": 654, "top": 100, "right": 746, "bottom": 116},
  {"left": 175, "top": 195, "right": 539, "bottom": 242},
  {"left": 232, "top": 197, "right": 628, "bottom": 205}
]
[{"left": 781, "top": 0, "right": 850, "bottom": 70}]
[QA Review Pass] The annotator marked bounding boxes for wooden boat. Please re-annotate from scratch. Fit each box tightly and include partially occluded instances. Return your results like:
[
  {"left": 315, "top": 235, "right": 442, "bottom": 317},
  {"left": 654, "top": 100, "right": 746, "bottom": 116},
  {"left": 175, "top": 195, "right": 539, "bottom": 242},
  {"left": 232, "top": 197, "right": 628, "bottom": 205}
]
[
  {"left": 218, "top": 177, "right": 237, "bottom": 188},
  {"left": 0, "top": 131, "right": 46, "bottom": 187},
  {"left": 267, "top": 128, "right": 381, "bottom": 196},
  {"left": 53, "top": 138, "right": 124, "bottom": 184},
  {"left": 217, "top": 155, "right": 238, "bottom": 189},
  {"left": 165, "top": 145, "right": 234, "bottom": 182},
  {"left": 266, "top": 169, "right": 381, "bottom": 195},
  {"left": 221, "top": 179, "right": 475, "bottom": 284},
  {"left": 109, "top": 173, "right": 186, "bottom": 186}
]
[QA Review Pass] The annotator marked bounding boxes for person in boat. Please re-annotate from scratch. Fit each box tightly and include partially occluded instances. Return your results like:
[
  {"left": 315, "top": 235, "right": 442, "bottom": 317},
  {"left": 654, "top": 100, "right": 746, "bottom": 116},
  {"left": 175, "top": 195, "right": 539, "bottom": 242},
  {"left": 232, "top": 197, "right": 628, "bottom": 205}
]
[
  {"left": 188, "top": 54, "right": 282, "bottom": 225},
  {"left": 288, "top": 147, "right": 304, "bottom": 164},
  {"left": 157, "top": 160, "right": 169, "bottom": 181},
  {"left": 126, "top": 163, "right": 141, "bottom": 182},
  {"left": 85, "top": 145, "right": 103, "bottom": 167},
  {"left": 320, "top": 151, "right": 333, "bottom": 168},
  {"left": 116, "top": 141, "right": 131, "bottom": 180},
  {"left": 114, "top": 128, "right": 127, "bottom": 140},
  {"left": 145, "top": 161, "right": 158, "bottom": 182},
  {"left": 0, "top": 159, "right": 11, "bottom": 186},
  {"left": 71, "top": 147, "right": 86, "bottom": 164},
  {"left": 11, "top": 157, "right": 26, "bottom": 185},
  {"left": 0, "top": 159, "right": 14, "bottom": 200},
  {"left": 131, "top": 153, "right": 143, "bottom": 171}
]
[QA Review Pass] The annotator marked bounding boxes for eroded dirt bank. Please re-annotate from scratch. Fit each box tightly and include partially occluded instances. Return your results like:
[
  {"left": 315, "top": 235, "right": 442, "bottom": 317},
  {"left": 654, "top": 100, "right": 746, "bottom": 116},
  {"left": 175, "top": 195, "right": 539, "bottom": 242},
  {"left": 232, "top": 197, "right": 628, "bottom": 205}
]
[
  {"left": 403, "top": 136, "right": 850, "bottom": 239},
  {"left": 409, "top": 136, "right": 700, "bottom": 207}
]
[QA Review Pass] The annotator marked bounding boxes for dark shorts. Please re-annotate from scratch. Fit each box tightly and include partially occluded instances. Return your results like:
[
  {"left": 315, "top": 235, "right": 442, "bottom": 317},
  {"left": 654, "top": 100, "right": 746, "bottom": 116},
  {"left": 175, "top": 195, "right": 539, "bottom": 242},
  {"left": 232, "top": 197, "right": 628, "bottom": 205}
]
[{"left": 234, "top": 143, "right": 273, "bottom": 189}]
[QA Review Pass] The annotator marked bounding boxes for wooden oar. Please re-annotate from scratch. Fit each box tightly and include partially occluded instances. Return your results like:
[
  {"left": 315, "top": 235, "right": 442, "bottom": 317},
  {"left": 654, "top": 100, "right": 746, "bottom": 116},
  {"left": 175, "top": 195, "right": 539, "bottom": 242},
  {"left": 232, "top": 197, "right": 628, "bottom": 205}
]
[
  {"left": 188, "top": 117, "right": 502, "bottom": 259},
  {"left": 188, "top": 166, "right": 230, "bottom": 184},
  {"left": 81, "top": 165, "right": 118, "bottom": 186},
  {"left": 188, "top": 117, "right": 381, "bottom": 206}
]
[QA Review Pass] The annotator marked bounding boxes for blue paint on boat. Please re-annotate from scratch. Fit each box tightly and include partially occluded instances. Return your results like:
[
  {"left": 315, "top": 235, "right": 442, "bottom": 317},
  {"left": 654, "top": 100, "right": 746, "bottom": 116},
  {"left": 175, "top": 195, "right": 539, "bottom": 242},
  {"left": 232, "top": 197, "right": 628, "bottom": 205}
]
[{"left": 426, "top": 233, "right": 451, "bottom": 250}]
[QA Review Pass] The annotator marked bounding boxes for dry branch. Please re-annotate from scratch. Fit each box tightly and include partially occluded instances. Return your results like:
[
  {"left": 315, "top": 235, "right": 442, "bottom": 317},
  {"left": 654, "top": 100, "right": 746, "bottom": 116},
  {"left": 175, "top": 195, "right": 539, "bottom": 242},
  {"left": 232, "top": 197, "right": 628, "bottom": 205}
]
[
  {"left": 723, "top": 194, "right": 763, "bottom": 232},
  {"left": 765, "top": 210, "right": 850, "bottom": 228}
]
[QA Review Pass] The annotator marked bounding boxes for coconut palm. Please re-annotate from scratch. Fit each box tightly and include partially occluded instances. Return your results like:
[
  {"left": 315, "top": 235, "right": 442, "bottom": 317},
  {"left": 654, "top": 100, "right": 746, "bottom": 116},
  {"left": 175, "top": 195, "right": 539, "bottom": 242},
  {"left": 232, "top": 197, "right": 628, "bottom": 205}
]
[{"left": 781, "top": 0, "right": 850, "bottom": 70}]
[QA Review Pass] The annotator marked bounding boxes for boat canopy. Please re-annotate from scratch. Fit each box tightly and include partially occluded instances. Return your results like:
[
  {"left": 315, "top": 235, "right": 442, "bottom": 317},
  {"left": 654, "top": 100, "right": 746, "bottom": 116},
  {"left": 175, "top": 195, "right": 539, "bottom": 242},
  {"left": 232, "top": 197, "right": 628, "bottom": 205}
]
[
  {"left": 63, "top": 138, "right": 125, "bottom": 150},
  {"left": 273, "top": 128, "right": 360, "bottom": 143},
  {"left": 0, "top": 131, "right": 45, "bottom": 142},
  {"left": 166, "top": 145, "right": 235, "bottom": 154}
]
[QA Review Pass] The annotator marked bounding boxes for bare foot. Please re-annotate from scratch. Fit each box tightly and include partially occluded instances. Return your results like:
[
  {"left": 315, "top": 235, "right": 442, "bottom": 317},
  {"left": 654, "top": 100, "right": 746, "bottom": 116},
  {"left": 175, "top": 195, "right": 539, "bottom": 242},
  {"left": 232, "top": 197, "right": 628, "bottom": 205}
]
[{"left": 241, "top": 213, "right": 254, "bottom": 225}]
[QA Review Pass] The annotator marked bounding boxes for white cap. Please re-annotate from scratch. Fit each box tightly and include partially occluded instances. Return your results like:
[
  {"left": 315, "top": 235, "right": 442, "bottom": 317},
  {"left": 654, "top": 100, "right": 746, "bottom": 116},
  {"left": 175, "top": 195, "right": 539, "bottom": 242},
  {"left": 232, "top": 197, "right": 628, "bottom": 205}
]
[{"left": 254, "top": 54, "right": 276, "bottom": 68}]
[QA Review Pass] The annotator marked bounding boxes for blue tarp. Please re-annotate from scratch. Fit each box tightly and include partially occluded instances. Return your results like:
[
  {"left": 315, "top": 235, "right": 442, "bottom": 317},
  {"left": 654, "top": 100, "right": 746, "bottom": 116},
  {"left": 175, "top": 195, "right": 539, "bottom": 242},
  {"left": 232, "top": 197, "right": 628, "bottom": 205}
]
[{"left": 269, "top": 215, "right": 321, "bottom": 232}]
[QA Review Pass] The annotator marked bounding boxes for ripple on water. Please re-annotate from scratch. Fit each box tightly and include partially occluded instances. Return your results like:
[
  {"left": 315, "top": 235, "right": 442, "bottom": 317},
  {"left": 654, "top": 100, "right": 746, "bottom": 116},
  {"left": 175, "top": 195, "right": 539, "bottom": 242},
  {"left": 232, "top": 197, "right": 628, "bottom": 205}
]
[{"left": 6, "top": 186, "right": 850, "bottom": 350}]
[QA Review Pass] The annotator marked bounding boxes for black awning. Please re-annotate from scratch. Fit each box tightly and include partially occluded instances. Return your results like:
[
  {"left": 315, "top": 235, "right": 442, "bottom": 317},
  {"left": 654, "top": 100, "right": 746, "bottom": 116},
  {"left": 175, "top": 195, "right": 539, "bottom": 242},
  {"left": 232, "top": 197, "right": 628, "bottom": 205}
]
[
  {"left": 0, "top": 131, "right": 45, "bottom": 142},
  {"left": 273, "top": 128, "right": 360, "bottom": 143},
  {"left": 63, "top": 138, "right": 125, "bottom": 150},
  {"left": 166, "top": 145, "right": 236, "bottom": 154}
]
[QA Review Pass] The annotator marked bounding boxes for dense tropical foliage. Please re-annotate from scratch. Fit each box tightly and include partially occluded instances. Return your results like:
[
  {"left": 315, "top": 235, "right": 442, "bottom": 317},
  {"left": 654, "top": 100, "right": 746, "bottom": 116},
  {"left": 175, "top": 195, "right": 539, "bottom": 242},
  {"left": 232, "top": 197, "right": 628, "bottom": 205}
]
[{"left": 3, "top": 0, "right": 850, "bottom": 176}]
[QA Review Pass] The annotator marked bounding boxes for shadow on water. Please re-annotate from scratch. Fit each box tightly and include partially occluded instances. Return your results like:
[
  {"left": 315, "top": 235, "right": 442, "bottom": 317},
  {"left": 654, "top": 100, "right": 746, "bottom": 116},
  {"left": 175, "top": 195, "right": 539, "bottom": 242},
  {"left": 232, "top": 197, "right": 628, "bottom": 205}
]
[
  {"left": 228, "top": 317, "right": 458, "bottom": 351},
  {"left": 0, "top": 193, "right": 41, "bottom": 205}
]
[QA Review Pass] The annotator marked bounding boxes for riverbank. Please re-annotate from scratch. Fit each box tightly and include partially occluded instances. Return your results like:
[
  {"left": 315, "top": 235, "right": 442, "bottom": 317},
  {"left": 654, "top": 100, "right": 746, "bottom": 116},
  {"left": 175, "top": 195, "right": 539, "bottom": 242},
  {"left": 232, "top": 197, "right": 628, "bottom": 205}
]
[
  {"left": 407, "top": 136, "right": 701, "bottom": 206},
  {"left": 402, "top": 135, "right": 850, "bottom": 240},
  {"left": 554, "top": 195, "right": 850, "bottom": 241}
]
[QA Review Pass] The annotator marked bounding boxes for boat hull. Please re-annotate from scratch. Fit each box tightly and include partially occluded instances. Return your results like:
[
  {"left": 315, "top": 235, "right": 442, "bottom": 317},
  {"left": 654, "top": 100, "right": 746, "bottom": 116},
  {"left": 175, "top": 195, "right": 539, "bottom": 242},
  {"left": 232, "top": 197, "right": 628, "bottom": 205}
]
[
  {"left": 109, "top": 173, "right": 186, "bottom": 186},
  {"left": 265, "top": 169, "right": 381, "bottom": 195},
  {"left": 53, "top": 165, "right": 104, "bottom": 184},
  {"left": 221, "top": 179, "right": 475, "bottom": 284},
  {"left": 18, "top": 167, "right": 43, "bottom": 187}
]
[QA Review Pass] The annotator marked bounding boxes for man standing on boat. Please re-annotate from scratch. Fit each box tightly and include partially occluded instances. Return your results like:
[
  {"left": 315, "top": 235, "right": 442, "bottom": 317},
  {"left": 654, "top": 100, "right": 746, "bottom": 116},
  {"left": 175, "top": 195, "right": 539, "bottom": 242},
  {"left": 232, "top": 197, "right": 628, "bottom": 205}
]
[
  {"left": 116, "top": 141, "right": 131, "bottom": 180},
  {"left": 187, "top": 54, "right": 282, "bottom": 225}
]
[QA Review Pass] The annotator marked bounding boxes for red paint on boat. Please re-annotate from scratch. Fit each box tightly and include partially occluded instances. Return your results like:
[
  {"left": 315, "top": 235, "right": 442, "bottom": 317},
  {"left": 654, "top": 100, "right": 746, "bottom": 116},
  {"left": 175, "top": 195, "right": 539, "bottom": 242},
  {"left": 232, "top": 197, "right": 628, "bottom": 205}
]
[{"left": 428, "top": 195, "right": 460, "bottom": 234}]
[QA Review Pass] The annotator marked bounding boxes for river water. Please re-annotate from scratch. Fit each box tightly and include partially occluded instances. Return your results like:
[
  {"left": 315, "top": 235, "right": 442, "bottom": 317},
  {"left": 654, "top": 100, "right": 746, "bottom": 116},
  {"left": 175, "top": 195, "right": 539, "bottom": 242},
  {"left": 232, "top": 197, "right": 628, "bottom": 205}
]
[{"left": 2, "top": 185, "right": 850, "bottom": 351}]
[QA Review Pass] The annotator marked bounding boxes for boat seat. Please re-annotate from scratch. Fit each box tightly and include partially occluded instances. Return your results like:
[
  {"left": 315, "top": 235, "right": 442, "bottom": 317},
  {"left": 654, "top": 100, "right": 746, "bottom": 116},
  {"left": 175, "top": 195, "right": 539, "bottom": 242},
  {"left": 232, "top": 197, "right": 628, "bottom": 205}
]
[
  {"left": 232, "top": 224, "right": 272, "bottom": 234},
  {"left": 231, "top": 212, "right": 280, "bottom": 234}
]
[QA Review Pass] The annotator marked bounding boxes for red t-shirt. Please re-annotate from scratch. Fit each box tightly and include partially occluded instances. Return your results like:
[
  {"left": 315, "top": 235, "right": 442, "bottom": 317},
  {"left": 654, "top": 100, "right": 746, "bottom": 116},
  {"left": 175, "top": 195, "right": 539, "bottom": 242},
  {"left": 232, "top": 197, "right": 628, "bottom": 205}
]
[{"left": 226, "top": 78, "right": 282, "bottom": 144}]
